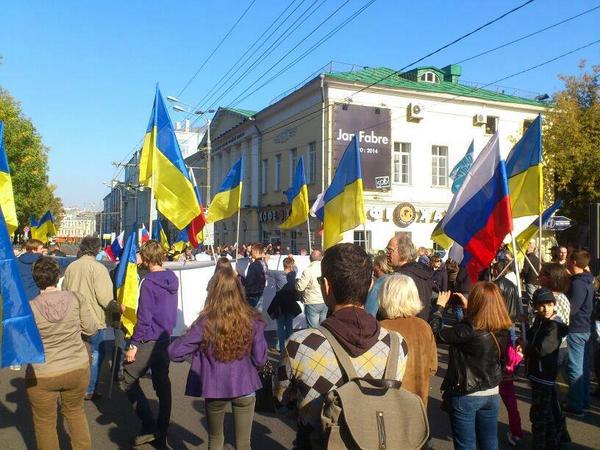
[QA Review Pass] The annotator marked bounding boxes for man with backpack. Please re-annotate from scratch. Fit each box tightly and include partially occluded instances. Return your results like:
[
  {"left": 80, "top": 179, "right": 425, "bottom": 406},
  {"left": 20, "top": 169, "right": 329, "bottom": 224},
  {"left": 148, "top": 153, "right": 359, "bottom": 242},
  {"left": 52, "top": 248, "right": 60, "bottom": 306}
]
[{"left": 277, "top": 243, "right": 428, "bottom": 449}]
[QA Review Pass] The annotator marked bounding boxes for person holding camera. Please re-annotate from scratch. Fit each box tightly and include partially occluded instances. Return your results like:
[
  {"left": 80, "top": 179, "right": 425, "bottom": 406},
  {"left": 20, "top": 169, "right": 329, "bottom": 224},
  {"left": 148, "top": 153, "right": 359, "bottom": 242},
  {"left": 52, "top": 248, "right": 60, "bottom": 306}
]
[{"left": 431, "top": 282, "right": 511, "bottom": 450}]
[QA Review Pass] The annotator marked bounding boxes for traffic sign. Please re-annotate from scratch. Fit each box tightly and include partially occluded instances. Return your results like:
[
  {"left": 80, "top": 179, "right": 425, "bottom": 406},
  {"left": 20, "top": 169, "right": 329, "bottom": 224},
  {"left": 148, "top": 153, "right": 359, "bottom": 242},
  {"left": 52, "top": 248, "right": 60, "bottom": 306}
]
[{"left": 545, "top": 215, "right": 573, "bottom": 231}]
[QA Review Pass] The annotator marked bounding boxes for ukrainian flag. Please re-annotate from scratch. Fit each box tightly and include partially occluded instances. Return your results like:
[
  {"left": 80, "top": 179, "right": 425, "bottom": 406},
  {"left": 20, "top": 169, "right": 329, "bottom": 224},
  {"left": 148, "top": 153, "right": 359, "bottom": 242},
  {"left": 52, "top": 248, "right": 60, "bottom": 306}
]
[
  {"left": 316, "top": 136, "right": 365, "bottom": 250},
  {"left": 431, "top": 221, "right": 453, "bottom": 250},
  {"left": 0, "top": 209, "right": 45, "bottom": 367},
  {"left": 512, "top": 199, "right": 562, "bottom": 259},
  {"left": 151, "top": 220, "right": 170, "bottom": 252},
  {"left": 30, "top": 211, "right": 57, "bottom": 243},
  {"left": 138, "top": 87, "right": 201, "bottom": 230},
  {"left": 0, "top": 123, "right": 18, "bottom": 235},
  {"left": 280, "top": 157, "right": 309, "bottom": 229},
  {"left": 207, "top": 158, "right": 243, "bottom": 223},
  {"left": 114, "top": 226, "right": 139, "bottom": 337},
  {"left": 187, "top": 182, "right": 207, "bottom": 248},
  {"left": 172, "top": 228, "right": 189, "bottom": 254},
  {"left": 506, "top": 115, "right": 543, "bottom": 218}
]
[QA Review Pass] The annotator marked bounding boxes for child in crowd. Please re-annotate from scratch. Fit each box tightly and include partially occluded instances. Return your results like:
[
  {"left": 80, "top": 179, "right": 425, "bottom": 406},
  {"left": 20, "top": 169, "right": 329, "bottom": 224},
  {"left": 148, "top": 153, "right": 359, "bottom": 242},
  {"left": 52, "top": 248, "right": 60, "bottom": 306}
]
[
  {"left": 121, "top": 240, "right": 179, "bottom": 449},
  {"left": 525, "top": 288, "right": 569, "bottom": 449},
  {"left": 500, "top": 331, "right": 524, "bottom": 446},
  {"left": 168, "top": 268, "right": 267, "bottom": 450}
]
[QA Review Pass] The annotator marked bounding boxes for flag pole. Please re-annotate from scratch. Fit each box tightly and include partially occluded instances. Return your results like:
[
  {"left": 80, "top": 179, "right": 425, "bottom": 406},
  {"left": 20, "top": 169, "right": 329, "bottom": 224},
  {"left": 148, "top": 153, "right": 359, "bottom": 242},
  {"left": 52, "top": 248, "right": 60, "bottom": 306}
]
[
  {"left": 235, "top": 207, "right": 241, "bottom": 264},
  {"left": 510, "top": 231, "right": 527, "bottom": 344},
  {"left": 306, "top": 218, "right": 312, "bottom": 253}
]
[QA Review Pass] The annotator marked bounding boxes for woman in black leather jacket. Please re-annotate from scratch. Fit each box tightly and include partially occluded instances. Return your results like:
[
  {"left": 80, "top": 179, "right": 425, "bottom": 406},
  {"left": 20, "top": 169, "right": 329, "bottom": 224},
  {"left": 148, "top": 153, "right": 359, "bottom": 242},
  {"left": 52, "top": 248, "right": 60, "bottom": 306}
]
[{"left": 431, "top": 282, "right": 511, "bottom": 450}]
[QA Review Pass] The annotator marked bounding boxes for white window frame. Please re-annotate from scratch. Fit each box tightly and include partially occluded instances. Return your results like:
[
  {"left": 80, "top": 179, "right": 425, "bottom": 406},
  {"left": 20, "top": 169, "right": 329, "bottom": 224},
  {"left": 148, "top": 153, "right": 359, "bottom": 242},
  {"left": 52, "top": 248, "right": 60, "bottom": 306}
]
[
  {"left": 353, "top": 230, "right": 371, "bottom": 252},
  {"left": 261, "top": 158, "right": 268, "bottom": 194},
  {"left": 274, "top": 154, "right": 281, "bottom": 192},
  {"left": 289, "top": 148, "right": 297, "bottom": 184},
  {"left": 485, "top": 116, "right": 499, "bottom": 135},
  {"left": 419, "top": 71, "right": 439, "bottom": 83},
  {"left": 393, "top": 142, "right": 411, "bottom": 185},
  {"left": 307, "top": 142, "right": 317, "bottom": 184},
  {"left": 431, "top": 145, "right": 449, "bottom": 187}
]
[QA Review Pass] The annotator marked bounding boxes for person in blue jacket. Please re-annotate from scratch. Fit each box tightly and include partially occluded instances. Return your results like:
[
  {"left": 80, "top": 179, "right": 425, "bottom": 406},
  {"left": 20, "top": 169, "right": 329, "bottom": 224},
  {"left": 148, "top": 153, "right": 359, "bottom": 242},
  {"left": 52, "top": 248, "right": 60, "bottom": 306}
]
[{"left": 17, "top": 239, "right": 45, "bottom": 300}]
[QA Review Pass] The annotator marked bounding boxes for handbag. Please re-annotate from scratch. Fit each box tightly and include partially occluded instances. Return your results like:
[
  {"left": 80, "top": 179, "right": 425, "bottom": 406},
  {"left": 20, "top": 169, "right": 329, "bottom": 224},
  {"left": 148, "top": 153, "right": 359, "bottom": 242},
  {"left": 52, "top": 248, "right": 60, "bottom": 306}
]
[{"left": 255, "top": 361, "right": 277, "bottom": 413}]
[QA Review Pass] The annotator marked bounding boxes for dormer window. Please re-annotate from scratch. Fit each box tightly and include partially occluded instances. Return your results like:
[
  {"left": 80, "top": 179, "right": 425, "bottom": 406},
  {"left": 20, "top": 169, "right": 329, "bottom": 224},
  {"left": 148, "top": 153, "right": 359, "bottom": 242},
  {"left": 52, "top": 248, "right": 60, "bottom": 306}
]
[{"left": 419, "top": 71, "right": 439, "bottom": 83}]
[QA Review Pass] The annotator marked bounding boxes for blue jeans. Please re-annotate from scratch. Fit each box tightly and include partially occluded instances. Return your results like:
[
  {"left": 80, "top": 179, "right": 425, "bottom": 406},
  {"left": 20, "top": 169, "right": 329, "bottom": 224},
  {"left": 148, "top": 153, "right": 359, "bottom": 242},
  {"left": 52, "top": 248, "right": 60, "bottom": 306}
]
[
  {"left": 449, "top": 394, "right": 500, "bottom": 450},
  {"left": 566, "top": 332, "right": 592, "bottom": 412},
  {"left": 276, "top": 314, "right": 294, "bottom": 352},
  {"left": 85, "top": 328, "right": 108, "bottom": 395},
  {"left": 304, "top": 303, "right": 328, "bottom": 328},
  {"left": 248, "top": 296, "right": 264, "bottom": 313}
]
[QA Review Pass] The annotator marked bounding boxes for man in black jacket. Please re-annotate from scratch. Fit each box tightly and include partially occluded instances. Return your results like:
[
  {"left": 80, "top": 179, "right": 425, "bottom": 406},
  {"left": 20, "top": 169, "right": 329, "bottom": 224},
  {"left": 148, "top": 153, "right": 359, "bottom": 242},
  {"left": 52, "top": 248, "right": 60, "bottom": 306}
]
[
  {"left": 521, "top": 239, "right": 541, "bottom": 301},
  {"left": 493, "top": 260, "right": 521, "bottom": 323},
  {"left": 386, "top": 234, "right": 433, "bottom": 320},
  {"left": 242, "top": 243, "right": 267, "bottom": 311}
]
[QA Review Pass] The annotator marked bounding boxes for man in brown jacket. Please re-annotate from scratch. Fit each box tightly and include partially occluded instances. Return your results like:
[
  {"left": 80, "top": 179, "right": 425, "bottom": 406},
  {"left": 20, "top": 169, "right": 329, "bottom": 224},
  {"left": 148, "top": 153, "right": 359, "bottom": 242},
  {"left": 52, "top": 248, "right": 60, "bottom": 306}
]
[{"left": 62, "top": 236, "right": 118, "bottom": 400}]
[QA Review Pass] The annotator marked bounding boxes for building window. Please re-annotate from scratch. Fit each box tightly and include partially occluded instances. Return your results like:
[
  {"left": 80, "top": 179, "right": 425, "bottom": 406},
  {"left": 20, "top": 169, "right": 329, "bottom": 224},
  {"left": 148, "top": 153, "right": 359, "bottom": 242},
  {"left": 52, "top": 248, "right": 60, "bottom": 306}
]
[
  {"left": 393, "top": 142, "right": 411, "bottom": 184},
  {"left": 290, "top": 231, "right": 297, "bottom": 254},
  {"left": 289, "top": 148, "right": 297, "bottom": 183},
  {"left": 307, "top": 142, "right": 317, "bottom": 184},
  {"left": 419, "top": 71, "right": 439, "bottom": 83},
  {"left": 523, "top": 119, "right": 534, "bottom": 134},
  {"left": 261, "top": 159, "right": 268, "bottom": 194},
  {"left": 432, "top": 145, "right": 448, "bottom": 187},
  {"left": 353, "top": 230, "right": 371, "bottom": 252},
  {"left": 485, "top": 116, "right": 499, "bottom": 134},
  {"left": 274, "top": 154, "right": 281, "bottom": 191}
]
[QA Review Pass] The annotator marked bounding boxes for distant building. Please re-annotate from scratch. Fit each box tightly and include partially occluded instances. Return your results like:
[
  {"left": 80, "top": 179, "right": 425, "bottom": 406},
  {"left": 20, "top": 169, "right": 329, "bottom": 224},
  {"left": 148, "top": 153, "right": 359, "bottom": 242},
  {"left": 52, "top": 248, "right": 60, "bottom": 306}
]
[{"left": 57, "top": 208, "right": 96, "bottom": 238}]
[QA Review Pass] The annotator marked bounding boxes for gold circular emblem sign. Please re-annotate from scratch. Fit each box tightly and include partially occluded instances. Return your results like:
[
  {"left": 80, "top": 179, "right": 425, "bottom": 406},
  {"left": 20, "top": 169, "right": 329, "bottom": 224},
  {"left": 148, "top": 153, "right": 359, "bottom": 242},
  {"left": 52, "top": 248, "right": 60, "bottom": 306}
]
[{"left": 393, "top": 203, "right": 416, "bottom": 228}]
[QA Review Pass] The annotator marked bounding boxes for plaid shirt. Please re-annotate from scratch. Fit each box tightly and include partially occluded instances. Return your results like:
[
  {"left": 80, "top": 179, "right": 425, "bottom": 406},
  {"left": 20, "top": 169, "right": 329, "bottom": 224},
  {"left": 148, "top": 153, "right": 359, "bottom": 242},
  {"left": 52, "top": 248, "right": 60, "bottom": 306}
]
[{"left": 276, "top": 327, "right": 408, "bottom": 427}]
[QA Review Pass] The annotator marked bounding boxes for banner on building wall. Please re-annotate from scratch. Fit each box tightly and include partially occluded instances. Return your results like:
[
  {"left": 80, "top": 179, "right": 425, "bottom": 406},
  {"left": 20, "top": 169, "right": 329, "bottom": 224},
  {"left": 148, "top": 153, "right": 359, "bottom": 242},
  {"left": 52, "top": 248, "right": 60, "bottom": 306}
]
[{"left": 333, "top": 104, "right": 392, "bottom": 191}]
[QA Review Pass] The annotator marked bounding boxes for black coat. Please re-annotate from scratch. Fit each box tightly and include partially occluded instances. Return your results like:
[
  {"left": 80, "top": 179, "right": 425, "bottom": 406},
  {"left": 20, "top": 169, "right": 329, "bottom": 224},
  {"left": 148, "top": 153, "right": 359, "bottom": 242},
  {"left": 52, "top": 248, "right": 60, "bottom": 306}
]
[
  {"left": 243, "top": 259, "right": 266, "bottom": 298},
  {"left": 397, "top": 262, "right": 433, "bottom": 321},
  {"left": 267, "top": 288, "right": 301, "bottom": 319},
  {"left": 431, "top": 305, "right": 508, "bottom": 395},
  {"left": 495, "top": 276, "right": 520, "bottom": 322},
  {"left": 525, "top": 316, "right": 568, "bottom": 384}
]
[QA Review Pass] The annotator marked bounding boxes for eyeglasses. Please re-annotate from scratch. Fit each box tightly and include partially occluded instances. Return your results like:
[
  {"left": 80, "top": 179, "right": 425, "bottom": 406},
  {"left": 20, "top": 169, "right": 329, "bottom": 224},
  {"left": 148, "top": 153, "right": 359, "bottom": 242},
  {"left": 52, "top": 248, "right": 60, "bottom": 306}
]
[{"left": 386, "top": 247, "right": 398, "bottom": 253}]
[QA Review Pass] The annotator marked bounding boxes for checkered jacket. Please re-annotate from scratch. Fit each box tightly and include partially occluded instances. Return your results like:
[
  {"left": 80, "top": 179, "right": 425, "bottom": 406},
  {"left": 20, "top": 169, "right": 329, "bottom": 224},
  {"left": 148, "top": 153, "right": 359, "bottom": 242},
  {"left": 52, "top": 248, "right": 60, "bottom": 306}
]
[{"left": 276, "top": 327, "right": 408, "bottom": 427}]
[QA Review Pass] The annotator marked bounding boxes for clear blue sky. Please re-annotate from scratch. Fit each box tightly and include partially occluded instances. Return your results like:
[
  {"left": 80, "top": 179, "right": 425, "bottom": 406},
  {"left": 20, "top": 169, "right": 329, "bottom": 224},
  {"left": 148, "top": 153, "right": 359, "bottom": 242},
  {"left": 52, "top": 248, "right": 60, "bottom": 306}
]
[{"left": 0, "top": 0, "right": 598, "bottom": 208}]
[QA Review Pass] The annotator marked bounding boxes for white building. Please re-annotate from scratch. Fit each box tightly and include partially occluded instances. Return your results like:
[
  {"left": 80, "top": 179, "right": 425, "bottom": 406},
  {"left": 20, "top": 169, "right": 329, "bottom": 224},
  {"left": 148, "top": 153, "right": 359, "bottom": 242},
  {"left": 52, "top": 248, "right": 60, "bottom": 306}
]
[
  {"left": 57, "top": 208, "right": 97, "bottom": 238},
  {"left": 206, "top": 64, "right": 546, "bottom": 252}
]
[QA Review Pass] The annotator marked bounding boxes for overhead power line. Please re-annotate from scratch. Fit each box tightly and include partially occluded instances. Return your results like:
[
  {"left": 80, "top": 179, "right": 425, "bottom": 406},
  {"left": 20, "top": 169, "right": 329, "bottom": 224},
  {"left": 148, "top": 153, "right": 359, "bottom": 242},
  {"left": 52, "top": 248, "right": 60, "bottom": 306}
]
[
  {"left": 456, "top": 3, "right": 600, "bottom": 64},
  {"left": 176, "top": 0, "right": 258, "bottom": 98}
]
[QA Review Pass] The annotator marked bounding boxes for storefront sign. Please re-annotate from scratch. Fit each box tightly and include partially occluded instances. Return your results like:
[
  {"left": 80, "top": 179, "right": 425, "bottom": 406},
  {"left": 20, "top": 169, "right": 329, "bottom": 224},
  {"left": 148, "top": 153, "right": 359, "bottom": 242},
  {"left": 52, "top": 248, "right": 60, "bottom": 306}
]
[
  {"left": 259, "top": 208, "right": 290, "bottom": 223},
  {"left": 333, "top": 104, "right": 392, "bottom": 191},
  {"left": 393, "top": 203, "right": 417, "bottom": 227}
]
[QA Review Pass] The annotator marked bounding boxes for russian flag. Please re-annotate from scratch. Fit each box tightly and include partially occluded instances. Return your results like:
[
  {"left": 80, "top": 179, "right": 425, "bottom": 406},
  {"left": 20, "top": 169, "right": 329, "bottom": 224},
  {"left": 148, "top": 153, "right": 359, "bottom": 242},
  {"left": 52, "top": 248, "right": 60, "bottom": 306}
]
[
  {"left": 439, "top": 133, "right": 512, "bottom": 282},
  {"left": 106, "top": 231, "right": 125, "bottom": 261},
  {"left": 140, "top": 224, "right": 150, "bottom": 244}
]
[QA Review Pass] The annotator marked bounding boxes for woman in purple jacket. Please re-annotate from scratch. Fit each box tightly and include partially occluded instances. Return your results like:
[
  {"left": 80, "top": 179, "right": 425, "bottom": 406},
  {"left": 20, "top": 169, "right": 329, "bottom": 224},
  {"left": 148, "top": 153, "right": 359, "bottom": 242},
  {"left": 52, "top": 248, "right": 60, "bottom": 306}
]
[{"left": 169, "top": 267, "right": 267, "bottom": 450}]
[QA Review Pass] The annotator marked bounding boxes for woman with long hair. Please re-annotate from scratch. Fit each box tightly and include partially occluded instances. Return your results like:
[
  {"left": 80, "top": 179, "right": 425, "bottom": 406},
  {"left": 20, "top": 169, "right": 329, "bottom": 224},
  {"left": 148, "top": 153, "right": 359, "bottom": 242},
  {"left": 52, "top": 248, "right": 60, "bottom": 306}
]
[
  {"left": 432, "top": 282, "right": 511, "bottom": 450},
  {"left": 168, "top": 268, "right": 267, "bottom": 450}
]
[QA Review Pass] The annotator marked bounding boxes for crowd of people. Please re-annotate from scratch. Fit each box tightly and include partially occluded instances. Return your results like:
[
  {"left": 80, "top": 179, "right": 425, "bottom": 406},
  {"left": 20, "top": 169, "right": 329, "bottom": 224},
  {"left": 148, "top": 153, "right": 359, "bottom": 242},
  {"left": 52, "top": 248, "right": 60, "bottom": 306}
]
[{"left": 13, "top": 231, "right": 600, "bottom": 449}]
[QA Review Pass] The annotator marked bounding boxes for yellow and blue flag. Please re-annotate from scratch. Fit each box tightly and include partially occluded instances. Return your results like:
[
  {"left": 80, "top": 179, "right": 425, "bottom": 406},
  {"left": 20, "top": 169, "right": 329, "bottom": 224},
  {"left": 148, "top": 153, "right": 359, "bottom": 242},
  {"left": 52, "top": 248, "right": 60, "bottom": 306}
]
[
  {"left": 281, "top": 157, "right": 309, "bottom": 229},
  {"left": 151, "top": 220, "right": 170, "bottom": 252},
  {"left": 506, "top": 115, "right": 543, "bottom": 218},
  {"left": 0, "top": 209, "right": 45, "bottom": 367},
  {"left": 512, "top": 199, "right": 562, "bottom": 258},
  {"left": 30, "top": 211, "right": 57, "bottom": 243},
  {"left": 172, "top": 228, "right": 189, "bottom": 254},
  {"left": 315, "top": 136, "right": 365, "bottom": 250},
  {"left": 114, "top": 226, "right": 139, "bottom": 337},
  {"left": 0, "top": 123, "right": 18, "bottom": 235},
  {"left": 138, "top": 87, "right": 201, "bottom": 230},
  {"left": 207, "top": 158, "right": 243, "bottom": 223}
]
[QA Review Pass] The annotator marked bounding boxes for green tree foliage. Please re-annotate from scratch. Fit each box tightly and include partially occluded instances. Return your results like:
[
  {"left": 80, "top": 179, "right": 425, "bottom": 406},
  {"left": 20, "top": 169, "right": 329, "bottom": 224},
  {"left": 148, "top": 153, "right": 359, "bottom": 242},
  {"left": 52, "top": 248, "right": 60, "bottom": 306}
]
[
  {"left": 544, "top": 62, "right": 600, "bottom": 226},
  {"left": 0, "top": 87, "right": 64, "bottom": 232}
]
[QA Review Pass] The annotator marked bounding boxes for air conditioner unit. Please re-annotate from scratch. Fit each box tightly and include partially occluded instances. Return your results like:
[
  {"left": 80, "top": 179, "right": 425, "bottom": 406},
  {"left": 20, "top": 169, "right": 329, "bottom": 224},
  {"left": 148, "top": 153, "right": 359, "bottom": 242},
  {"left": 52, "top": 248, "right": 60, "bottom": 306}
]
[
  {"left": 407, "top": 103, "right": 424, "bottom": 121},
  {"left": 473, "top": 113, "right": 487, "bottom": 126}
]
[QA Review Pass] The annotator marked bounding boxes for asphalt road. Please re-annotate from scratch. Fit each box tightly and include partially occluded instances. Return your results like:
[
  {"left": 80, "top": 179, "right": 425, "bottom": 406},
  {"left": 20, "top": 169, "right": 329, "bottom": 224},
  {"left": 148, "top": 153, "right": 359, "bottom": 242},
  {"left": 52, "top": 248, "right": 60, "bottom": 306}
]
[{"left": 1, "top": 341, "right": 598, "bottom": 449}]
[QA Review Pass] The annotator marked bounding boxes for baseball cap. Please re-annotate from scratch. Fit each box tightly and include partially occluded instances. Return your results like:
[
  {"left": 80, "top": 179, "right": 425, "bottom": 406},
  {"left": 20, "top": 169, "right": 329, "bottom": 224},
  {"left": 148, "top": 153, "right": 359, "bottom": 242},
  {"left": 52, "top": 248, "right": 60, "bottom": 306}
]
[{"left": 532, "top": 287, "right": 556, "bottom": 305}]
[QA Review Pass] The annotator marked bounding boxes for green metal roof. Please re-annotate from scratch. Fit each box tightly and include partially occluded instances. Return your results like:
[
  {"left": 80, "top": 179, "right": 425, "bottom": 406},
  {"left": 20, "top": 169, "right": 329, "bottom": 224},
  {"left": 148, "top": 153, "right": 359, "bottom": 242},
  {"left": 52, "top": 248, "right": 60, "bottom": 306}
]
[
  {"left": 221, "top": 107, "right": 257, "bottom": 117},
  {"left": 327, "top": 66, "right": 545, "bottom": 107}
]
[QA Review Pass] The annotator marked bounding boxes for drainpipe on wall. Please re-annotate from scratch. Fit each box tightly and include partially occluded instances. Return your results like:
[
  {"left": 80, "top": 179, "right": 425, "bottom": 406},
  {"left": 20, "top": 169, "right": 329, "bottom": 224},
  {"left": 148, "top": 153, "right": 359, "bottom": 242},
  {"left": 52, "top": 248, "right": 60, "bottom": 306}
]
[
  {"left": 320, "top": 73, "right": 327, "bottom": 250},
  {"left": 252, "top": 120, "right": 263, "bottom": 244}
]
